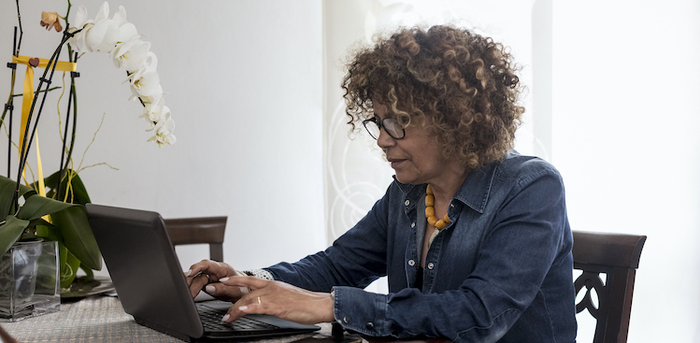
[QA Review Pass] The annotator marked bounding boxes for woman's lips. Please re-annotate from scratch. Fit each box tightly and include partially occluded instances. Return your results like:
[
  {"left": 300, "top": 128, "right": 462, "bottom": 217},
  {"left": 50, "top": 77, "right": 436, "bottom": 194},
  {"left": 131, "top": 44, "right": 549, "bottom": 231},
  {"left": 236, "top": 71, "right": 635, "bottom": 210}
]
[{"left": 388, "top": 158, "right": 406, "bottom": 169}]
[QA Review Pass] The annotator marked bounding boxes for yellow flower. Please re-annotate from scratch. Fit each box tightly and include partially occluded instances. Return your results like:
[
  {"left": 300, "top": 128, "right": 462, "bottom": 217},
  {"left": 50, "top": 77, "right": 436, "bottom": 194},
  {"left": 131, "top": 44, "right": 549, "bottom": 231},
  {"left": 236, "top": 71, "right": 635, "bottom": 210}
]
[{"left": 40, "top": 11, "right": 63, "bottom": 32}]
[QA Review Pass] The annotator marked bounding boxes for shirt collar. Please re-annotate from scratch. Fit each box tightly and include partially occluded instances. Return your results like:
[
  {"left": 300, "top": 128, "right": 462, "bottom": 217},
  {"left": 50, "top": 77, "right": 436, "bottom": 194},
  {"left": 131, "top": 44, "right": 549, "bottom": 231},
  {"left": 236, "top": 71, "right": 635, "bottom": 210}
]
[{"left": 392, "top": 151, "right": 517, "bottom": 214}]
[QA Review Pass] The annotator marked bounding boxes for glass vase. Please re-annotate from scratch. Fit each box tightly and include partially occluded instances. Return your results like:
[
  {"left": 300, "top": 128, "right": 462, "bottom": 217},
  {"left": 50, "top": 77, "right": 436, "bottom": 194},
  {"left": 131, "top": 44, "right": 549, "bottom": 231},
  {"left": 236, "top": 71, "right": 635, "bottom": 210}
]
[{"left": 0, "top": 241, "right": 60, "bottom": 321}]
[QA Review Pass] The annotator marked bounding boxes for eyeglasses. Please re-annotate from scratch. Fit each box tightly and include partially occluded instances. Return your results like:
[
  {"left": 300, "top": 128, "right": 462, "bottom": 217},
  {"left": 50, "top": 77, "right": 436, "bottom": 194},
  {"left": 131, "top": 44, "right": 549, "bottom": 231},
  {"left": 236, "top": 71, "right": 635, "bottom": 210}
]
[{"left": 362, "top": 116, "right": 405, "bottom": 140}]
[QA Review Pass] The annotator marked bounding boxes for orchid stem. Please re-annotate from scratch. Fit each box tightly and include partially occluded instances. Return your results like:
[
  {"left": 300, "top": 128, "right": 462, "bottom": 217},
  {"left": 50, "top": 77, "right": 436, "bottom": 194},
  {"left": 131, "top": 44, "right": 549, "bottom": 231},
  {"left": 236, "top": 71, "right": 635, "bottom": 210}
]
[
  {"left": 57, "top": 53, "right": 78, "bottom": 201},
  {"left": 14, "top": 0, "right": 23, "bottom": 56},
  {"left": 12, "top": 33, "right": 73, "bottom": 213},
  {"left": 12, "top": 87, "right": 61, "bottom": 97}
]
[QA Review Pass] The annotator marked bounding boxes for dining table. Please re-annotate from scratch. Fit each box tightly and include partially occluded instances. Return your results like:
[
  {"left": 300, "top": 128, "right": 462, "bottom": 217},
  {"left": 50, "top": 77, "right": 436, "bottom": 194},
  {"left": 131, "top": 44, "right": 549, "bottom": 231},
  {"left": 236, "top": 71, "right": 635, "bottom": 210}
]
[
  {"left": 1, "top": 294, "right": 449, "bottom": 343},
  {"left": 1, "top": 295, "right": 336, "bottom": 343}
]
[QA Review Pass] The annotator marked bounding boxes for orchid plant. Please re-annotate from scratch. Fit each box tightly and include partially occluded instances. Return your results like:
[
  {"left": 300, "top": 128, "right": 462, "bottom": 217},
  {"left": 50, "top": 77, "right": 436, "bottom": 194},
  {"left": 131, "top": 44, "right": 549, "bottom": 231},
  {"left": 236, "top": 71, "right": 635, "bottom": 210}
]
[
  {"left": 68, "top": 2, "right": 176, "bottom": 145},
  {"left": 0, "top": 0, "right": 174, "bottom": 289}
]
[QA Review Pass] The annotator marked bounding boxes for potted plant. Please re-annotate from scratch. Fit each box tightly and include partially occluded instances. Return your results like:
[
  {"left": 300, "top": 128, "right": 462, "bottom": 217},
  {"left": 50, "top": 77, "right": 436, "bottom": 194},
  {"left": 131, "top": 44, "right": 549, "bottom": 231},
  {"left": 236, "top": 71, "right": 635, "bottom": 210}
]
[{"left": 0, "top": 0, "right": 175, "bottom": 319}]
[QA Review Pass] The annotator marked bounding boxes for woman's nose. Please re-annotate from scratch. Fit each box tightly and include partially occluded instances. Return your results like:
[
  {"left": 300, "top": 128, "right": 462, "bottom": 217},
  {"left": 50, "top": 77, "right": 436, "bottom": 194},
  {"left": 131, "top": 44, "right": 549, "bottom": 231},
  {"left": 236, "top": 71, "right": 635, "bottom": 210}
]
[{"left": 376, "top": 127, "right": 395, "bottom": 148}]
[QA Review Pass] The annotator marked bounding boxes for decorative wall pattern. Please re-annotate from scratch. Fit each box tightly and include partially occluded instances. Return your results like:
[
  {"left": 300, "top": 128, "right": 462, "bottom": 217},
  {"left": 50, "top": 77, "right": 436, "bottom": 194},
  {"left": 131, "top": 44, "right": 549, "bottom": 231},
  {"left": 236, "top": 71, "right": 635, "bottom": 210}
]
[{"left": 325, "top": 101, "right": 394, "bottom": 244}]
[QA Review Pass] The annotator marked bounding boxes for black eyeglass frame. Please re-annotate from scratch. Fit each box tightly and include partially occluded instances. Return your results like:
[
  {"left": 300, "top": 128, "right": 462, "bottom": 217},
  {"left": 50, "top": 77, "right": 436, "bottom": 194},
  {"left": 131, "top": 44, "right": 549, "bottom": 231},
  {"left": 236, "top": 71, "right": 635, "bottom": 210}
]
[{"left": 362, "top": 116, "right": 406, "bottom": 140}]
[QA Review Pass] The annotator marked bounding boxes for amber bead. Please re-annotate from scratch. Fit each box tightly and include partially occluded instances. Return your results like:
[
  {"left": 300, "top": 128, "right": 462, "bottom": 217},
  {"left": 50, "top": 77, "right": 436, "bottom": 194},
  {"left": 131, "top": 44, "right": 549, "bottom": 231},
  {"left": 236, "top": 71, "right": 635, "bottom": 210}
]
[
  {"left": 435, "top": 219, "right": 447, "bottom": 229},
  {"left": 427, "top": 216, "right": 438, "bottom": 226}
]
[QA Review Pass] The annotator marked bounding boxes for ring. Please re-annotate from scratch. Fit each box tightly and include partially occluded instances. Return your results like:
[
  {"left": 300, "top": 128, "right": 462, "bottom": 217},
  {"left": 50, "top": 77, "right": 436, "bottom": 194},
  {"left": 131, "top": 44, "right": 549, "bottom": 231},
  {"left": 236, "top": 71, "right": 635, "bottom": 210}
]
[{"left": 256, "top": 296, "right": 262, "bottom": 304}]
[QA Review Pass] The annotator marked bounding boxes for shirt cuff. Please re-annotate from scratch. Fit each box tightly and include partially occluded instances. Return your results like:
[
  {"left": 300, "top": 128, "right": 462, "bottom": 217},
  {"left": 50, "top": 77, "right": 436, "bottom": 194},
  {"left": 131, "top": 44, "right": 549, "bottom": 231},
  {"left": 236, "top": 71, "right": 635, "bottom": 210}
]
[
  {"left": 332, "top": 286, "right": 392, "bottom": 337},
  {"left": 242, "top": 268, "right": 274, "bottom": 281}
]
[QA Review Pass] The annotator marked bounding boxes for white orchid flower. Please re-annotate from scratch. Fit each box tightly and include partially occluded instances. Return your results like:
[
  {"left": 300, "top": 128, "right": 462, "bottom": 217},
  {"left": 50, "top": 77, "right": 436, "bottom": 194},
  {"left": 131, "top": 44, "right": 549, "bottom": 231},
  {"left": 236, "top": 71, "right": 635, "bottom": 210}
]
[
  {"left": 149, "top": 130, "right": 176, "bottom": 146},
  {"left": 118, "top": 22, "right": 139, "bottom": 44},
  {"left": 147, "top": 112, "right": 176, "bottom": 146},
  {"left": 111, "top": 37, "right": 150, "bottom": 71},
  {"left": 138, "top": 92, "right": 163, "bottom": 106},
  {"left": 94, "top": 2, "right": 110, "bottom": 23},
  {"left": 126, "top": 51, "right": 158, "bottom": 81},
  {"left": 129, "top": 70, "right": 162, "bottom": 98},
  {"left": 112, "top": 5, "right": 128, "bottom": 26},
  {"left": 72, "top": 5, "right": 91, "bottom": 29},
  {"left": 112, "top": 5, "right": 139, "bottom": 48},
  {"left": 125, "top": 51, "right": 161, "bottom": 99},
  {"left": 69, "top": 28, "right": 90, "bottom": 53},
  {"left": 139, "top": 93, "right": 175, "bottom": 147},
  {"left": 140, "top": 96, "right": 166, "bottom": 122},
  {"left": 85, "top": 18, "right": 120, "bottom": 53},
  {"left": 67, "top": 5, "right": 94, "bottom": 52}
]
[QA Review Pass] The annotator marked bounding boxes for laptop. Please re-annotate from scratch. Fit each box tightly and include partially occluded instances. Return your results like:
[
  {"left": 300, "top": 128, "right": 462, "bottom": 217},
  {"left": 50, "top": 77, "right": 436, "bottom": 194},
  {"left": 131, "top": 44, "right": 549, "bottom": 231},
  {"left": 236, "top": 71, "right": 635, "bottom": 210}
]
[{"left": 86, "top": 203, "right": 321, "bottom": 342}]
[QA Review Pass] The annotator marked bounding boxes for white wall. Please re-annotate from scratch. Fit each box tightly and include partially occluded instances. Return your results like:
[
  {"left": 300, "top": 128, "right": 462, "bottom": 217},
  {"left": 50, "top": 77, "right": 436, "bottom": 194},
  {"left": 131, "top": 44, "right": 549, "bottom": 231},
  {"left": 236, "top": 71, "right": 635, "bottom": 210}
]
[
  {"left": 552, "top": 1, "right": 700, "bottom": 342},
  {"left": 0, "top": 0, "right": 326, "bottom": 271}
]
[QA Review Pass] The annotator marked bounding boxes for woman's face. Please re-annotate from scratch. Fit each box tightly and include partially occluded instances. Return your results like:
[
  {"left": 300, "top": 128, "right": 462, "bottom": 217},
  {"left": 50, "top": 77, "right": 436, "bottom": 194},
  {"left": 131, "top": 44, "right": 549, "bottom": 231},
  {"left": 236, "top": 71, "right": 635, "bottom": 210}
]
[{"left": 374, "top": 103, "right": 450, "bottom": 186}]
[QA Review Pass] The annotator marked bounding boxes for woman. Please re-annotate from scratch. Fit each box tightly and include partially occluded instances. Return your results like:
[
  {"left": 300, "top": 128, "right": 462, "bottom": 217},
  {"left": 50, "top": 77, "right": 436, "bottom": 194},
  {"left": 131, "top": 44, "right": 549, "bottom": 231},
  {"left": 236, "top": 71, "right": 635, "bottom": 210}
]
[{"left": 186, "top": 25, "right": 577, "bottom": 342}]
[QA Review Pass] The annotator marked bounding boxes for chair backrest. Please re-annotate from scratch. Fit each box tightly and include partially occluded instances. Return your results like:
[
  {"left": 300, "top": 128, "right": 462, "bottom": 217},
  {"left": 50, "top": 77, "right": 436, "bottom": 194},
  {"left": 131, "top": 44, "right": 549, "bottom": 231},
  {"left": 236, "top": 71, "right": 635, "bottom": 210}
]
[
  {"left": 572, "top": 230, "right": 646, "bottom": 343},
  {"left": 164, "top": 216, "right": 227, "bottom": 262}
]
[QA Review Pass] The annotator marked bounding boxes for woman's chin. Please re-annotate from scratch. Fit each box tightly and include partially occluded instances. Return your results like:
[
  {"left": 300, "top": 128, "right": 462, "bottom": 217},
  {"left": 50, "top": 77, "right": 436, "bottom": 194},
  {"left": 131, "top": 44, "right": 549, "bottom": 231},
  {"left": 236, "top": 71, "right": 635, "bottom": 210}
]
[{"left": 393, "top": 173, "right": 420, "bottom": 185}]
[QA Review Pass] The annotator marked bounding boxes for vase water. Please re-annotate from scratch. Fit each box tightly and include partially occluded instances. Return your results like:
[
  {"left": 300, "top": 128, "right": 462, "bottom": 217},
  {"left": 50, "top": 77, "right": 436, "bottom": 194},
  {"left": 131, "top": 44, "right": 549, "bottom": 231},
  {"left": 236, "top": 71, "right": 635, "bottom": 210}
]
[{"left": 0, "top": 241, "right": 60, "bottom": 321}]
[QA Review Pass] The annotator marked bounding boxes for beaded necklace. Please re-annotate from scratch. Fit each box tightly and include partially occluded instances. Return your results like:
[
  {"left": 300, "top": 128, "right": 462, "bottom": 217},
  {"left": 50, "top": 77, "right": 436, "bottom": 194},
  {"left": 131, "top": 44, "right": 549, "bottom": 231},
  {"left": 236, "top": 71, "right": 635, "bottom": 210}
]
[{"left": 425, "top": 184, "right": 450, "bottom": 245}]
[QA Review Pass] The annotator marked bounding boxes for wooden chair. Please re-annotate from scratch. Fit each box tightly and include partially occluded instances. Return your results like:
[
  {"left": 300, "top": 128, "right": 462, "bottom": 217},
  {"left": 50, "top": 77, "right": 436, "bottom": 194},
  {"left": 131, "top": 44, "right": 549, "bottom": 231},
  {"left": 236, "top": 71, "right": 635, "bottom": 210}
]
[
  {"left": 164, "top": 216, "right": 227, "bottom": 262},
  {"left": 572, "top": 230, "right": 647, "bottom": 343}
]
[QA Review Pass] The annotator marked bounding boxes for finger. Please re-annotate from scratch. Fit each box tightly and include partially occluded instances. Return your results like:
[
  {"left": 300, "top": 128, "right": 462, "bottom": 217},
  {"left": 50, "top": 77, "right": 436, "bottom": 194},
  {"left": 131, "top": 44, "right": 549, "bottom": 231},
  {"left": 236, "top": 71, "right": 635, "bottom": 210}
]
[
  {"left": 238, "top": 302, "right": 263, "bottom": 315},
  {"left": 188, "top": 273, "right": 211, "bottom": 298},
  {"left": 184, "top": 260, "right": 210, "bottom": 277},
  {"left": 219, "top": 276, "right": 270, "bottom": 290},
  {"left": 222, "top": 296, "right": 265, "bottom": 323},
  {"left": 203, "top": 282, "right": 249, "bottom": 301},
  {"left": 185, "top": 260, "right": 222, "bottom": 279}
]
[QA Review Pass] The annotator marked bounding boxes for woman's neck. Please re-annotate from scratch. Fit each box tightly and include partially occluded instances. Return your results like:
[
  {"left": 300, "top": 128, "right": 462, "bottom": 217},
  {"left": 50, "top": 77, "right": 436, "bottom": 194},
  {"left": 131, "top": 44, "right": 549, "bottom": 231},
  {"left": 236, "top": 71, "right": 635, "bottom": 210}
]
[{"left": 427, "top": 165, "right": 469, "bottom": 206}]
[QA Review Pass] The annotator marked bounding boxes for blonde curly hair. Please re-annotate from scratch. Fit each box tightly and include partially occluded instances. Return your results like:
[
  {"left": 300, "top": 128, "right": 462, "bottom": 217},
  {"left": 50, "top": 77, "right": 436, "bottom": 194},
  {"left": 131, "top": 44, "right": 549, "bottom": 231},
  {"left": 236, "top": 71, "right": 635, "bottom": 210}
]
[{"left": 342, "top": 25, "right": 524, "bottom": 170}]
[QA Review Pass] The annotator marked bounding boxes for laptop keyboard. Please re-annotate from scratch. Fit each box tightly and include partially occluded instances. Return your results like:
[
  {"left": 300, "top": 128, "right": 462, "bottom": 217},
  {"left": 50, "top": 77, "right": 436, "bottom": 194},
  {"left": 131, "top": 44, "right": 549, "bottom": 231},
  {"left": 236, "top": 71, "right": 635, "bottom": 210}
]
[{"left": 198, "top": 306, "right": 280, "bottom": 332}]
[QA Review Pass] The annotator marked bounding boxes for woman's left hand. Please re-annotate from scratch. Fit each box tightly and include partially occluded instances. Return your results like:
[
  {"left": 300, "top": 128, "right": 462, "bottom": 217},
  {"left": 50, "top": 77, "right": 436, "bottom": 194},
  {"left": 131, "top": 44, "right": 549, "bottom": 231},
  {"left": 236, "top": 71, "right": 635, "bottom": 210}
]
[{"left": 218, "top": 276, "right": 334, "bottom": 325}]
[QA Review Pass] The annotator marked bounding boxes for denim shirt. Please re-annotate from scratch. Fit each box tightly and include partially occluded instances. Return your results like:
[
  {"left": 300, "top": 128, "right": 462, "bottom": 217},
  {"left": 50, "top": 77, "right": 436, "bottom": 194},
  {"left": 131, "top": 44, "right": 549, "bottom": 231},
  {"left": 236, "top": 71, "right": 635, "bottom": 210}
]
[{"left": 266, "top": 151, "right": 577, "bottom": 342}]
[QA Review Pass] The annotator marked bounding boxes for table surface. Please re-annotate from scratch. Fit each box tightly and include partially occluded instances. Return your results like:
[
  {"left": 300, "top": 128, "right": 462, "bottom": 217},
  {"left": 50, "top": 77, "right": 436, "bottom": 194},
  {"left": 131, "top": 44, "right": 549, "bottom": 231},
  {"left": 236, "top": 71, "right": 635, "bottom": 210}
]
[{"left": 1, "top": 295, "right": 335, "bottom": 343}]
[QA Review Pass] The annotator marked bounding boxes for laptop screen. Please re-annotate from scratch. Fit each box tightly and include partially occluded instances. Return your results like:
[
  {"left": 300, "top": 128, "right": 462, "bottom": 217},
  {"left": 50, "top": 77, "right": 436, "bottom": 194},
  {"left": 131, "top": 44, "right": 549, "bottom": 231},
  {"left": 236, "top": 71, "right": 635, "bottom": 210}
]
[{"left": 86, "top": 203, "right": 320, "bottom": 341}]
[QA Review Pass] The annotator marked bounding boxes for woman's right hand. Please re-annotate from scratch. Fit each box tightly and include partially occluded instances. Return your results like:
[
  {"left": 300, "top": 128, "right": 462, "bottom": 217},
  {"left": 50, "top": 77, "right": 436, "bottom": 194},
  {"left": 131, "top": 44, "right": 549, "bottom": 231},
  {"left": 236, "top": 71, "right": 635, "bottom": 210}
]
[{"left": 185, "top": 260, "right": 247, "bottom": 300}]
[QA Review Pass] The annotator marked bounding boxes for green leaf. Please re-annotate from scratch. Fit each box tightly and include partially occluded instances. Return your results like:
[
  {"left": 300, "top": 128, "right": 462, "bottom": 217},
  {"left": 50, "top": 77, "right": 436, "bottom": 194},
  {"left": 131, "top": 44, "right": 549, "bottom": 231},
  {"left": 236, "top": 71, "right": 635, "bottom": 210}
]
[
  {"left": 0, "top": 215, "right": 30, "bottom": 255},
  {"left": 51, "top": 206, "right": 102, "bottom": 270},
  {"left": 36, "top": 169, "right": 92, "bottom": 205},
  {"left": 0, "top": 175, "right": 35, "bottom": 219},
  {"left": 17, "top": 194, "right": 75, "bottom": 221},
  {"left": 0, "top": 177, "right": 16, "bottom": 218},
  {"left": 35, "top": 223, "right": 62, "bottom": 242}
]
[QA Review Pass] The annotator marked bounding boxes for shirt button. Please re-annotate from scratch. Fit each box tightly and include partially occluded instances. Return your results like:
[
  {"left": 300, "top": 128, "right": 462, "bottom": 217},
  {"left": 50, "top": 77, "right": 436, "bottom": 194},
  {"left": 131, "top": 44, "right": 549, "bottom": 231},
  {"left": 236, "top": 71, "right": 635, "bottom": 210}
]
[
  {"left": 427, "top": 262, "right": 435, "bottom": 270},
  {"left": 366, "top": 322, "right": 374, "bottom": 329},
  {"left": 411, "top": 222, "right": 415, "bottom": 228},
  {"left": 404, "top": 200, "right": 410, "bottom": 206},
  {"left": 408, "top": 260, "right": 415, "bottom": 266},
  {"left": 450, "top": 203, "right": 455, "bottom": 208},
  {"left": 343, "top": 316, "right": 351, "bottom": 324}
]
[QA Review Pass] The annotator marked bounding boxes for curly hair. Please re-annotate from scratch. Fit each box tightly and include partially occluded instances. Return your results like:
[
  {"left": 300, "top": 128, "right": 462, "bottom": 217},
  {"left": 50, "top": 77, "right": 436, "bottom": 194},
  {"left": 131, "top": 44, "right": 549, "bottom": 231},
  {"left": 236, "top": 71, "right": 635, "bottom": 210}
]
[{"left": 342, "top": 25, "right": 524, "bottom": 170}]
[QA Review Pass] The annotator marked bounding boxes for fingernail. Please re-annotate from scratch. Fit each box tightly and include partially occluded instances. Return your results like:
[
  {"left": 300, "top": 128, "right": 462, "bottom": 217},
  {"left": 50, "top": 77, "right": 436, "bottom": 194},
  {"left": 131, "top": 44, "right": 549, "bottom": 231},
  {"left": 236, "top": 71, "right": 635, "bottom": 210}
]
[
  {"left": 219, "top": 277, "right": 229, "bottom": 282},
  {"left": 185, "top": 269, "right": 192, "bottom": 277},
  {"left": 222, "top": 314, "right": 230, "bottom": 323},
  {"left": 206, "top": 285, "right": 215, "bottom": 294},
  {"left": 239, "top": 287, "right": 249, "bottom": 294},
  {"left": 239, "top": 306, "right": 248, "bottom": 311}
]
